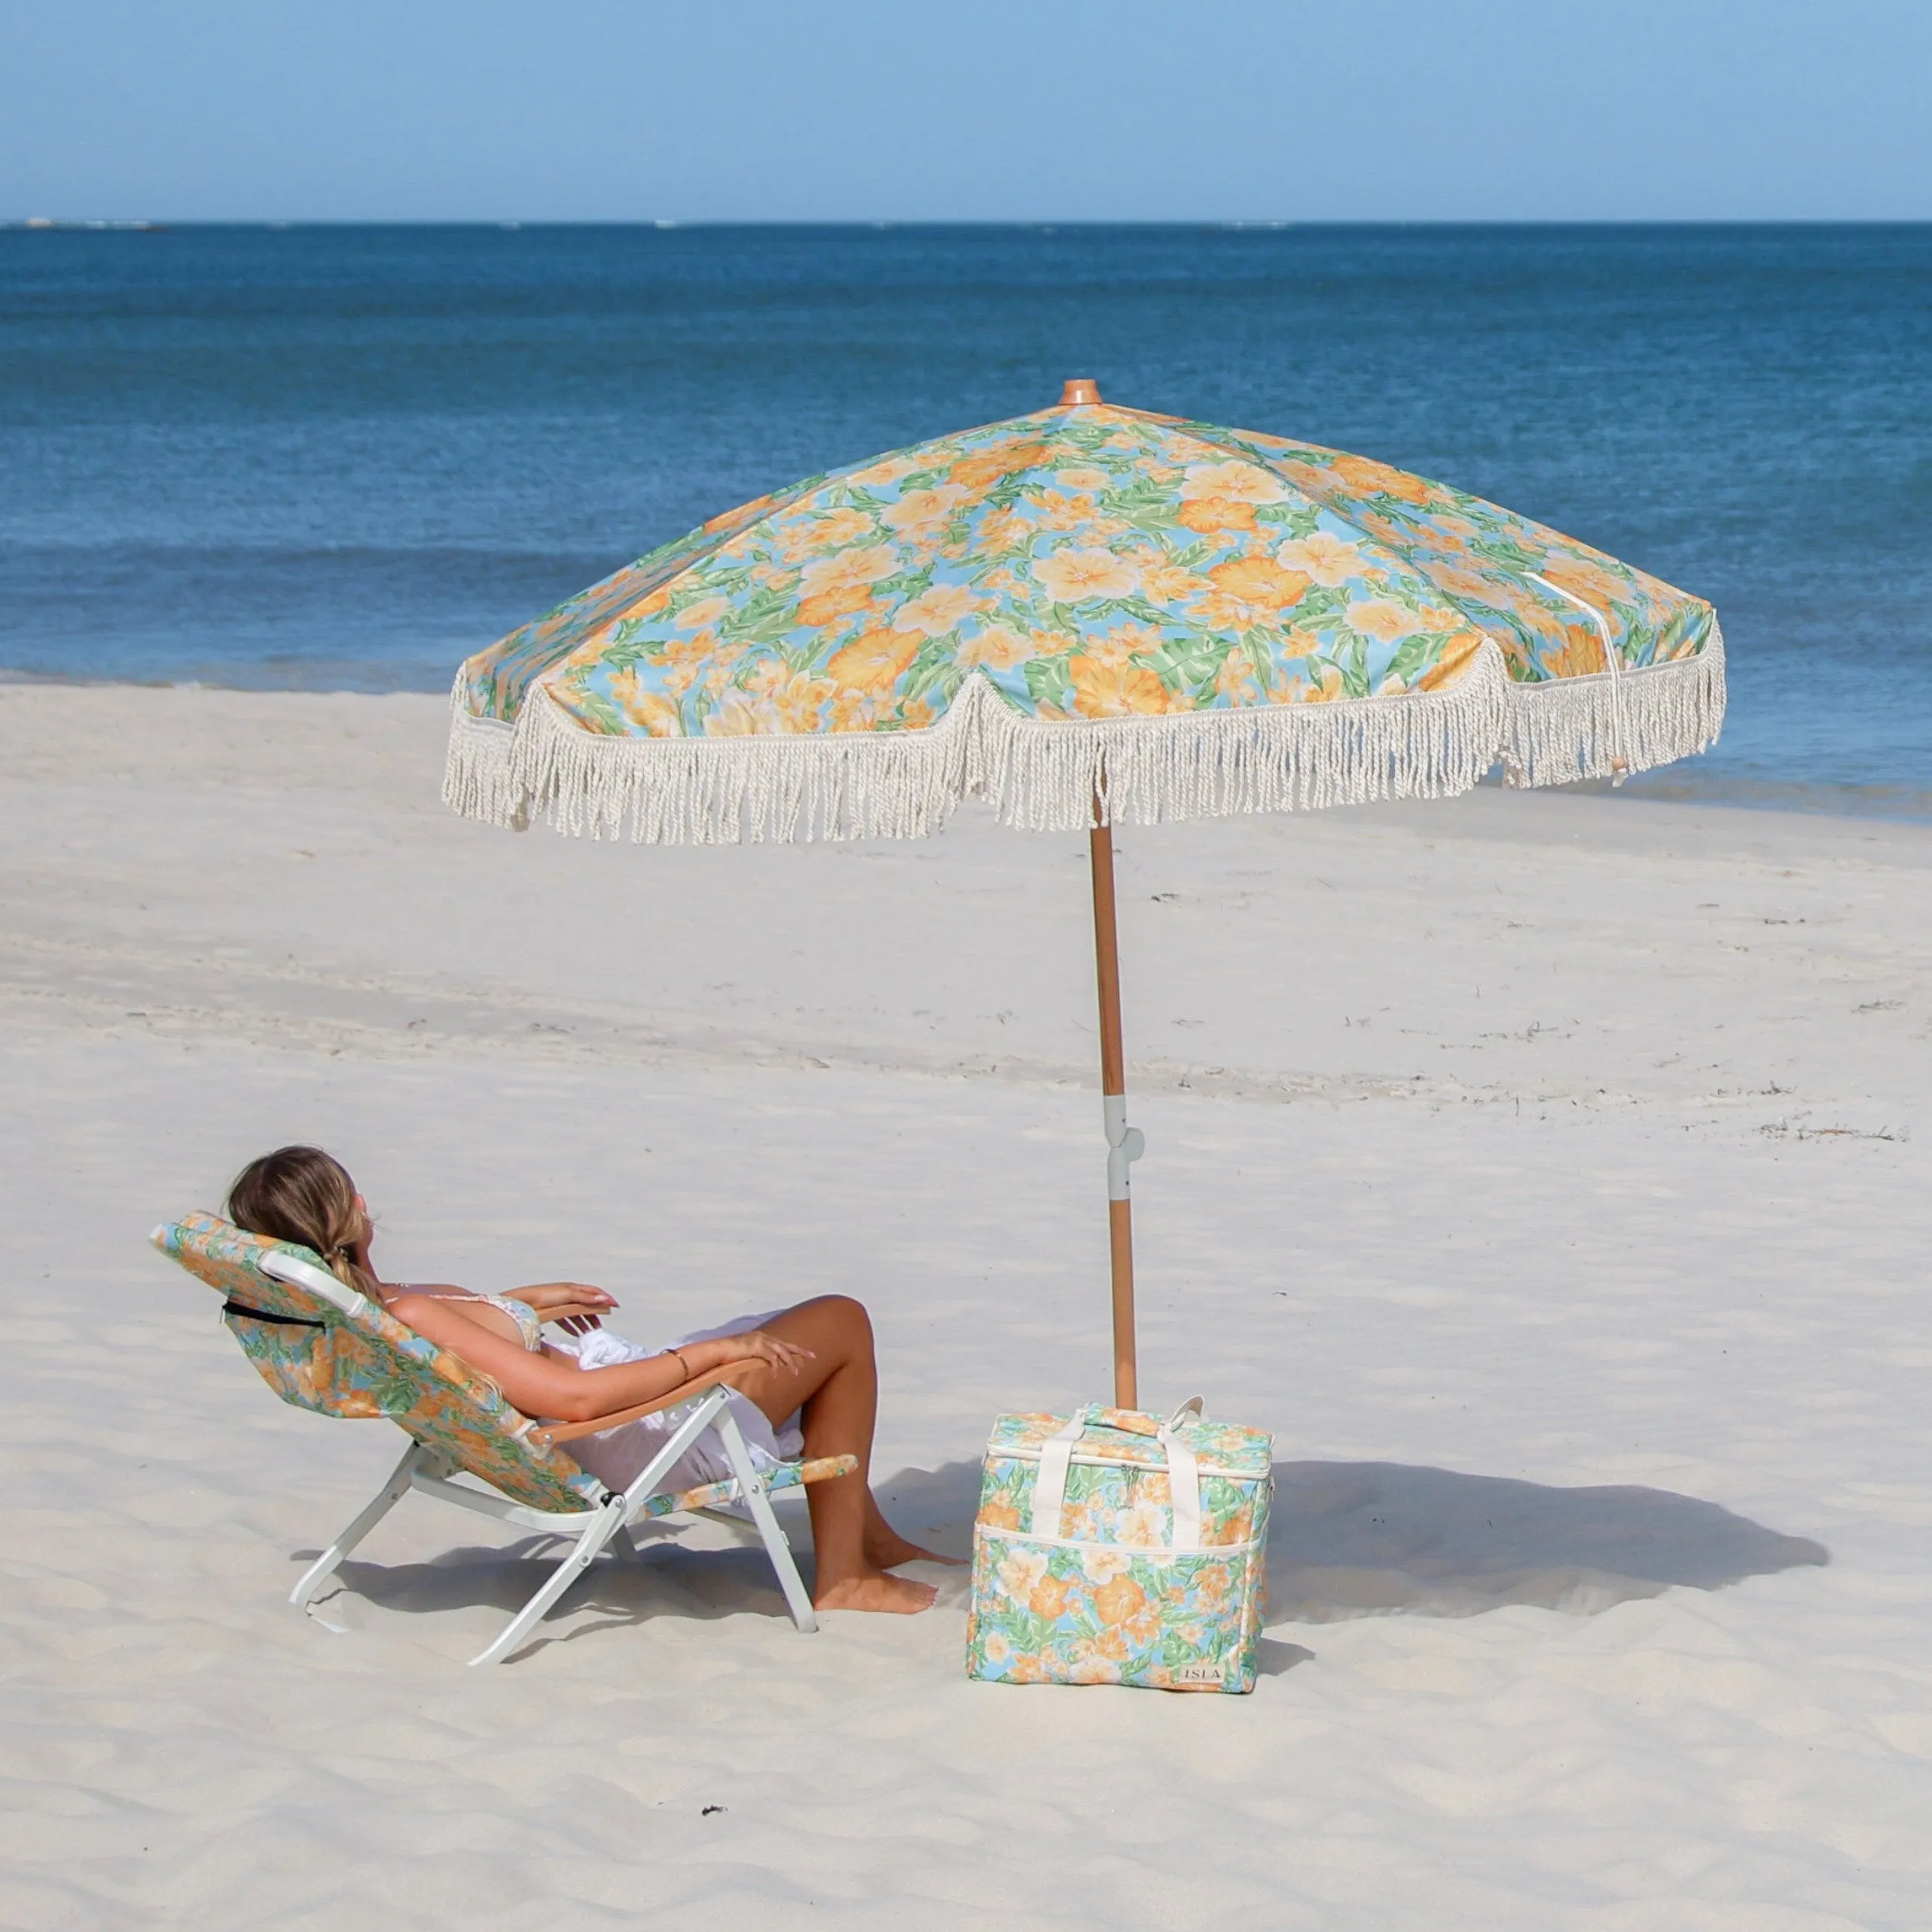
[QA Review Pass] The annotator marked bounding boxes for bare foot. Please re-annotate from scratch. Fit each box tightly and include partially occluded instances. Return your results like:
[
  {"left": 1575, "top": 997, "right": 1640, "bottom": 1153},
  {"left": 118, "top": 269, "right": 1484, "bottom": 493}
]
[
  {"left": 814, "top": 1570, "right": 939, "bottom": 1614},
  {"left": 865, "top": 1528, "right": 967, "bottom": 1570}
]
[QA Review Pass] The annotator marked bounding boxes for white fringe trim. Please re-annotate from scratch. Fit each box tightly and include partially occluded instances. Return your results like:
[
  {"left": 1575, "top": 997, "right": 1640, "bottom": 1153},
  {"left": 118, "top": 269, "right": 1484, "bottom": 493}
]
[
  {"left": 1503, "top": 617, "right": 1727, "bottom": 789},
  {"left": 443, "top": 622, "right": 1726, "bottom": 844}
]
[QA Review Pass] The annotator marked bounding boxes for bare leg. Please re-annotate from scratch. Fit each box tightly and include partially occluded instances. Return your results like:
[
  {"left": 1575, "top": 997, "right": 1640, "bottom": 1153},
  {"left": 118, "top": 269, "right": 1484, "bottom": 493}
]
[{"left": 720, "top": 1296, "right": 944, "bottom": 1614}]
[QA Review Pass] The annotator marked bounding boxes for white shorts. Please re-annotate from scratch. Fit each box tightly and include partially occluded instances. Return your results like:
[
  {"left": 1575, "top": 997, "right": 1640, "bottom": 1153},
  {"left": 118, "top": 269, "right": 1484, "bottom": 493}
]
[{"left": 558, "top": 1310, "right": 806, "bottom": 1498}]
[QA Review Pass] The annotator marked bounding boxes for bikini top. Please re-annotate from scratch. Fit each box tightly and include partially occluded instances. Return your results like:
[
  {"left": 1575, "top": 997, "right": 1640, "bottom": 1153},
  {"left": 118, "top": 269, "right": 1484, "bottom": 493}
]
[{"left": 390, "top": 1286, "right": 545, "bottom": 1351}]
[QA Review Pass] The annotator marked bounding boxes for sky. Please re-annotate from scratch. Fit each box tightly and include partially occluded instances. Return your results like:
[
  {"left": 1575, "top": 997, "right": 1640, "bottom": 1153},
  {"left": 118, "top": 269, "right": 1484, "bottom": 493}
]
[{"left": 2, "top": 0, "right": 1930, "bottom": 224}]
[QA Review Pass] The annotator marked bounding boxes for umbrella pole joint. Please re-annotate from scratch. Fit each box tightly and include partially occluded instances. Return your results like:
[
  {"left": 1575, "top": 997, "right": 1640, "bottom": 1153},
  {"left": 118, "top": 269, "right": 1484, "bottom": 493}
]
[{"left": 1103, "top": 1094, "right": 1145, "bottom": 1199}]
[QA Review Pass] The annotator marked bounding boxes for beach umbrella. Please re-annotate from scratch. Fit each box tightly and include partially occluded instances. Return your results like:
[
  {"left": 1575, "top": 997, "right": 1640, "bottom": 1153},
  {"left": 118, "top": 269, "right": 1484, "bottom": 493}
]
[{"left": 445, "top": 380, "right": 1724, "bottom": 1407}]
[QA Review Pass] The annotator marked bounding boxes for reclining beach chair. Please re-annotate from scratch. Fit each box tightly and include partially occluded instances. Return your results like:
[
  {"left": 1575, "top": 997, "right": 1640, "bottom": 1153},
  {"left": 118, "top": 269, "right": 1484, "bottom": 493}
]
[{"left": 151, "top": 1212, "right": 855, "bottom": 1665}]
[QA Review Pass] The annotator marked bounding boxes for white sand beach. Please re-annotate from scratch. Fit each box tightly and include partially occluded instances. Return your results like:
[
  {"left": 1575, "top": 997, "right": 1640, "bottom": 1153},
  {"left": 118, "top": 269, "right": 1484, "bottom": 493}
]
[{"left": 3, "top": 682, "right": 1930, "bottom": 1930}]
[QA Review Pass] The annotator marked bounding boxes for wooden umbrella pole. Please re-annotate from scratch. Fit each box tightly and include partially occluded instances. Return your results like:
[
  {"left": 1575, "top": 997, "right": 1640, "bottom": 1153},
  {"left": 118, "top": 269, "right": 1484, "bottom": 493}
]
[{"left": 1088, "top": 816, "right": 1145, "bottom": 1409}]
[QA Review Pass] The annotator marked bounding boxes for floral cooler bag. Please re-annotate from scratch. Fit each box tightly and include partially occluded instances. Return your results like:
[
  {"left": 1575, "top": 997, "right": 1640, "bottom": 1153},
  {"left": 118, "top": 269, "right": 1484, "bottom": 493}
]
[{"left": 966, "top": 1402, "right": 1273, "bottom": 1692}]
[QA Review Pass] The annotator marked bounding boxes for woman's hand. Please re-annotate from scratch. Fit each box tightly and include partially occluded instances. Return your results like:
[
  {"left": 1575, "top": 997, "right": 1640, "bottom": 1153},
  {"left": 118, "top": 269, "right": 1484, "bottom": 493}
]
[
  {"left": 710, "top": 1328, "right": 816, "bottom": 1378},
  {"left": 505, "top": 1281, "right": 618, "bottom": 1335}
]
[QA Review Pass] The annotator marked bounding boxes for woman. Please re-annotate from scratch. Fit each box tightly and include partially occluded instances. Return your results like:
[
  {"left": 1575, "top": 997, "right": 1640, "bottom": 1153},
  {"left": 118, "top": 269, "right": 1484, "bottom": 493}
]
[{"left": 227, "top": 1145, "right": 945, "bottom": 1614}]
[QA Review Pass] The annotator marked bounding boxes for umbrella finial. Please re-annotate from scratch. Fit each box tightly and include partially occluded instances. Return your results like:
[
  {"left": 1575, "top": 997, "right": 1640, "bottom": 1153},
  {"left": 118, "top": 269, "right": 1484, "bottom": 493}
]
[{"left": 1059, "top": 377, "right": 1102, "bottom": 407}]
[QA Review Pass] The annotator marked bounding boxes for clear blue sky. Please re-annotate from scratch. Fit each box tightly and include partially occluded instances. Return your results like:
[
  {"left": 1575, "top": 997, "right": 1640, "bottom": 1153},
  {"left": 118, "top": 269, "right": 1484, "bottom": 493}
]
[{"left": 4, "top": 0, "right": 1928, "bottom": 222}]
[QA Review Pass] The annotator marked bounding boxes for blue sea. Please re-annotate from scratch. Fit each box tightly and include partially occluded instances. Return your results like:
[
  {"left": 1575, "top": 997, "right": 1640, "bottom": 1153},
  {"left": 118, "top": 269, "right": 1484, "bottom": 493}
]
[{"left": 2, "top": 223, "right": 1928, "bottom": 813}]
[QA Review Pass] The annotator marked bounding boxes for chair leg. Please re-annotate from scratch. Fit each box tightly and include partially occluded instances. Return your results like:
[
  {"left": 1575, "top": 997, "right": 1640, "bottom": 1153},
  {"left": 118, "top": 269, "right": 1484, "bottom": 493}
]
[
  {"left": 714, "top": 1411, "right": 818, "bottom": 1634},
  {"left": 467, "top": 1496, "right": 629, "bottom": 1668},
  {"left": 291, "top": 1440, "right": 427, "bottom": 1611}
]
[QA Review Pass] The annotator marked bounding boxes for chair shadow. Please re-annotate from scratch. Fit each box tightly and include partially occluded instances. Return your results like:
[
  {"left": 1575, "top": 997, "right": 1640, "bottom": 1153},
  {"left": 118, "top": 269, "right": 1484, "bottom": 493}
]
[
  {"left": 298, "top": 1455, "right": 1828, "bottom": 1652},
  {"left": 323, "top": 1523, "right": 817, "bottom": 1654}
]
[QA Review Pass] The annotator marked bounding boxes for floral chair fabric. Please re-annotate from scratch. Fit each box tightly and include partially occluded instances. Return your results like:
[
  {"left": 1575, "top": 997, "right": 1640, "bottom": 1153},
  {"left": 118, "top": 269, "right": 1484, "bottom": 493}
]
[{"left": 154, "top": 1212, "right": 606, "bottom": 1514}]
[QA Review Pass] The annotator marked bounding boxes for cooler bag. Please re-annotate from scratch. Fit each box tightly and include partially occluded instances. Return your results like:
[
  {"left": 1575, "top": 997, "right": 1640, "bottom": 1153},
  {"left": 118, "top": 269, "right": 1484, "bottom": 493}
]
[{"left": 966, "top": 1401, "right": 1273, "bottom": 1692}]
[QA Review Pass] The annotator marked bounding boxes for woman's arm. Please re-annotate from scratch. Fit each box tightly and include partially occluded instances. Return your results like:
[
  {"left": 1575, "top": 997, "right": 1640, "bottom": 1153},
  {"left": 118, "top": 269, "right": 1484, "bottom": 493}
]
[
  {"left": 387, "top": 1293, "right": 812, "bottom": 1424},
  {"left": 502, "top": 1281, "right": 619, "bottom": 1333}
]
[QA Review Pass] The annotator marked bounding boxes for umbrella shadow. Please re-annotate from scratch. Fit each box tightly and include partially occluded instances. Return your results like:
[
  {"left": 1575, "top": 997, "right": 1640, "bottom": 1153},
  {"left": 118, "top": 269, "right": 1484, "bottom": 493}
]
[
  {"left": 1270, "top": 1460, "right": 1828, "bottom": 1621},
  {"left": 872, "top": 1457, "right": 1829, "bottom": 1622}
]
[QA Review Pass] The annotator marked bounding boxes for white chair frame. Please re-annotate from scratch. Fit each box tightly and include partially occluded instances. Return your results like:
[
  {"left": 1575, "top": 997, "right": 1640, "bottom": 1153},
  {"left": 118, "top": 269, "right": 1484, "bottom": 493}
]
[{"left": 258, "top": 1252, "right": 820, "bottom": 1665}]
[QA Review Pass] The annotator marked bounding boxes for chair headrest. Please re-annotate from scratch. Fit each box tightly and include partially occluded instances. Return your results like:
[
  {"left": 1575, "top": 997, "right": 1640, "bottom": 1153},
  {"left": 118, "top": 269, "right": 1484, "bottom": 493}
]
[
  {"left": 150, "top": 1210, "right": 607, "bottom": 1514},
  {"left": 151, "top": 1211, "right": 365, "bottom": 1324}
]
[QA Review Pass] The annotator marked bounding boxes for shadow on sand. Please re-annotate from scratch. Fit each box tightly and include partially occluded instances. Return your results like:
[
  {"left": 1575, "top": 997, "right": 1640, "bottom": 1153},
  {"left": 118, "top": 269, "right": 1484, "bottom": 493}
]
[
  {"left": 877, "top": 1457, "right": 1830, "bottom": 1622},
  {"left": 305, "top": 1456, "right": 1827, "bottom": 1649}
]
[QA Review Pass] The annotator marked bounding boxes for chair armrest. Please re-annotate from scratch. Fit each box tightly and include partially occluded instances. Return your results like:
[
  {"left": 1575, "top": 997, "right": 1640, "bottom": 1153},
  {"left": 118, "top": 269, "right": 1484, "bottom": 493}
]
[{"left": 528, "top": 1372, "right": 731, "bottom": 1447}]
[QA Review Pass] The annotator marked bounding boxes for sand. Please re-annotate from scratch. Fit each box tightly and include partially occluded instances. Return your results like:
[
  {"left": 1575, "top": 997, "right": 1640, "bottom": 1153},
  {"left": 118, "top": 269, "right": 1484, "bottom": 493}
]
[{"left": 2, "top": 682, "right": 1929, "bottom": 1929}]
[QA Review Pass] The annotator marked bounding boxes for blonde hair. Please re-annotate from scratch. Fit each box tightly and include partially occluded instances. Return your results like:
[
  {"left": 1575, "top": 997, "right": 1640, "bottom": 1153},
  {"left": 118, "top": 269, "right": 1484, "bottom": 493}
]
[{"left": 227, "top": 1146, "right": 377, "bottom": 1297}]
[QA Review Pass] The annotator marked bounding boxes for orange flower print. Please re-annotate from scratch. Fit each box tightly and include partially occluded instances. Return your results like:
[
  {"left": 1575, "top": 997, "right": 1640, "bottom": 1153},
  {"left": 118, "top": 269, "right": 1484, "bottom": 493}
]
[
  {"left": 1196, "top": 557, "right": 1311, "bottom": 630},
  {"left": 1024, "top": 490, "right": 1100, "bottom": 533},
  {"left": 949, "top": 441, "right": 1048, "bottom": 491},
  {"left": 1329, "top": 453, "right": 1434, "bottom": 505},
  {"left": 1538, "top": 622, "right": 1616, "bottom": 680},
  {"left": 1180, "top": 458, "right": 1286, "bottom": 505},
  {"left": 955, "top": 625, "right": 1035, "bottom": 673},
  {"left": 1028, "top": 1573, "right": 1076, "bottom": 1620},
  {"left": 1214, "top": 651, "right": 1260, "bottom": 704},
  {"left": 670, "top": 594, "right": 730, "bottom": 631},
  {"left": 701, "top": 671, "right": 833, "bottom": 736},
  {"left": 1537, "top": 553, "right": 1631, "bottom": 611},
  {"left": 997, "top": 1548, "right": 1049, "bottom": 1604},
  {"left": 1427, "top": 563, "right": 1506, "bottom": 606},
  {"left": 843, "top": 454, "right": 923, "bottom": 490},
  {"left": 1274, "top": 532, "right": 1365, "bottom": 587},
  {"left": 1069, "top": 656, "right": 1171, "bottom": 718},
  {"left": 1094, "top": 1574, "right": 1149, "bottom": 1627},
  {"left": 1033, "top": 547, "right": 1140, "bottom": 603},
  {"left": 797, "top": 586, "right": 877, "bottom": 628},
  {"left": 827, "top": 627, "right": 920, "bottom": 694},
  {"left": 616, "top": 587, "right": 674, "bottom": 625},
  {"left": 776, "top": 506, "right": 876, "bottom": 561},
  {"left": 977, "top": 508, "right": 1035, "bottom": 554},
  {"left": 1176, "top": 496, "right": 1258, "bottom": 535},
  {"left": 827, "top": 690, "right": 897, "bottom": 732},
  {"left": 881, "top": 486, "right": 967, "bottom": 540},
  {"left": 1055, "top": 465, "right": 1111, "bottom": 490},
  {"left": 1415, "top": 631, "right": 1486, "bottom": 691},
  {"left": 890, "top": 582, "right": 984, "bottom": 636},
  {"left": 1345, "top": 598, "right": 1421, "bottom": 644},
  {"left": 798, "top": 543, "right": 897, "bottom": 602},
  {"left": 1142, "top": 562, "right": 1210, "bottom": 606},
  {"left": 1079, "top": 619, "right": 1164, "bottom": 668},
  {"left": 702, "top": 692, "right": 770, "bottom": 736},
  {"left": 701, "top": 490, "right": 776, "bottom": 533},
  {"left": 609, "top": 670, "right": 683, "bottom": 737}
]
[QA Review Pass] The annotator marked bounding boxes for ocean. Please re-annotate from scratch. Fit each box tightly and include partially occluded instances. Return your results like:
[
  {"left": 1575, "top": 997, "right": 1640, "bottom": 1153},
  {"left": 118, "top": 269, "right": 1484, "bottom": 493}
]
[{"left": 2, "top": 222, "right": 1927, "bottom": 813}]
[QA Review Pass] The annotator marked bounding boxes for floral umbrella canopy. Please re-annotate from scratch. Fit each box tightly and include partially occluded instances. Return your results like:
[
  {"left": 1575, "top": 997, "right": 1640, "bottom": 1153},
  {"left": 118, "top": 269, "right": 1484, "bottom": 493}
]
[{"left": 447, "top": 380, "right": 1725, "bottom": 1403}]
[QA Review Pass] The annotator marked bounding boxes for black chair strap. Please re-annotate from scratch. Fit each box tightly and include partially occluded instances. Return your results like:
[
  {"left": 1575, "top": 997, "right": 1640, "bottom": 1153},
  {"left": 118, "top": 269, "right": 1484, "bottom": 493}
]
[{"left": 223, "top": 1300, "right": 328, "bottom": 1330}]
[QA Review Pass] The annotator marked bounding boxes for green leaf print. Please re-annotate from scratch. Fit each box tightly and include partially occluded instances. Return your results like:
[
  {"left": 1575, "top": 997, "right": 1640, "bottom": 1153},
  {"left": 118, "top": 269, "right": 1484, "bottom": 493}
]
[{"left": 1023, "top": 655, "right": 1074, "bottom": 713}]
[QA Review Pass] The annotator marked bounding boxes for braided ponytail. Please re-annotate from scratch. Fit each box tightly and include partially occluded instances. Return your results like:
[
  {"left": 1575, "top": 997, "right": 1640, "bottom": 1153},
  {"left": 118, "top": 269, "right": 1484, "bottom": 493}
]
[{"left": 227, "top": 1146, "right": 378, "bottom": 1297}]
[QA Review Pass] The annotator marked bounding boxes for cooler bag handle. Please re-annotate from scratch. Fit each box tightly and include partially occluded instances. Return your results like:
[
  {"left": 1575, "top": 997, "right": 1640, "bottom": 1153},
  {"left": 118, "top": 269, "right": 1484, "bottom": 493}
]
[{"left": 1030, "top": 1405, "right": 1203, "bottom": 1552}]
